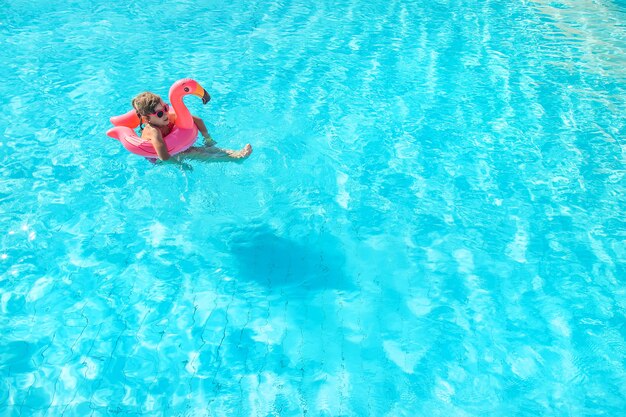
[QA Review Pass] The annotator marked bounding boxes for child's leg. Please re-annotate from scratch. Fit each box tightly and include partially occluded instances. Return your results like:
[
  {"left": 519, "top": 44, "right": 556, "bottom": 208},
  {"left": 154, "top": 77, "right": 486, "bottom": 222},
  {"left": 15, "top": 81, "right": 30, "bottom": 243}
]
[{"left": 180, "top": 144, "right": 252, "bottom": 162}]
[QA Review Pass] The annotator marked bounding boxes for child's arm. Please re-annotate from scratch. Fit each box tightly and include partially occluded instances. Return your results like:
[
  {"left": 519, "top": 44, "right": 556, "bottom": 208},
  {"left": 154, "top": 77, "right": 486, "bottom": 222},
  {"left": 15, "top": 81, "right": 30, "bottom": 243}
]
[
  {"left": 192, "top": 115, "right": 212, "bottom": 141},
  {"left": 144, "top": 128, "right": 171, "bottom": 161}
]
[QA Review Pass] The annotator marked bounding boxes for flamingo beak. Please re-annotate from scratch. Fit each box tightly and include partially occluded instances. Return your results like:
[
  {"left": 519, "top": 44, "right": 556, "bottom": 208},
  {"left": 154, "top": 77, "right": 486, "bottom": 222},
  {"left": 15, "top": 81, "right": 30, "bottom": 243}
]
[{"left": 194, "top": 83, "right": 211, "bottom": 104}]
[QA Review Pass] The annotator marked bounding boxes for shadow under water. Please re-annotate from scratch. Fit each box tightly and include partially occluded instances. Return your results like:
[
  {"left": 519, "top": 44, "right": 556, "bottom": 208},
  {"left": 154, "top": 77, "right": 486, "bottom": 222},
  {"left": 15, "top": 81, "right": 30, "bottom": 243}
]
[{"left": 223, "top": 223, "right": 350, "bottom": 292}]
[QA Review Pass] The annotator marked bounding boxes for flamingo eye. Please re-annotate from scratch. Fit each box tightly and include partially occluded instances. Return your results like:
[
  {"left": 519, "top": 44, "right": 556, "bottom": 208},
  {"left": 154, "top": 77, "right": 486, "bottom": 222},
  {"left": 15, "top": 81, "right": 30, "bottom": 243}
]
[{"left": 184, "top": 87, "right": 190, "bottom": 92}]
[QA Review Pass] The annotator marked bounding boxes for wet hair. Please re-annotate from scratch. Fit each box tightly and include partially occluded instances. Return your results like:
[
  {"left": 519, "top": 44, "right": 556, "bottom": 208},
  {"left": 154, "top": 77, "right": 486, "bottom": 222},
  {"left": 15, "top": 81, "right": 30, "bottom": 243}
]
[{"left": 131, "top": 92, "right": 162, "bottom": 132}]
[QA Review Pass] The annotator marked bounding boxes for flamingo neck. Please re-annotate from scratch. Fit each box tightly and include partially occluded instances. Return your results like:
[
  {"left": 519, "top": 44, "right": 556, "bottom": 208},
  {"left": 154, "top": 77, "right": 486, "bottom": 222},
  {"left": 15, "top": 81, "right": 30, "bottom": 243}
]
[{"left": 170, "top": 94, "right": 194, "bottom": 129}]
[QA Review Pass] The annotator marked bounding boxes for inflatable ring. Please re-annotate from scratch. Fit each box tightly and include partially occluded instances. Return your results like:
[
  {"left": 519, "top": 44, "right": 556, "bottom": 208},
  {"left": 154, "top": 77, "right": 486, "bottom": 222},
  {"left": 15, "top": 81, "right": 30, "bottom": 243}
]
[{"left": 107, "top": 78, "right": 211, "bottom": 158}]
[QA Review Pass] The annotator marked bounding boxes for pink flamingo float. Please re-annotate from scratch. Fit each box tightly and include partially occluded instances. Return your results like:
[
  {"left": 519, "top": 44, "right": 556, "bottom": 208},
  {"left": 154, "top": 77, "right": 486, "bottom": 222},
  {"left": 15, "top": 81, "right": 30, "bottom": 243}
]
[{"left": 107, "top": 78, "right": 211, "bottom": 158}]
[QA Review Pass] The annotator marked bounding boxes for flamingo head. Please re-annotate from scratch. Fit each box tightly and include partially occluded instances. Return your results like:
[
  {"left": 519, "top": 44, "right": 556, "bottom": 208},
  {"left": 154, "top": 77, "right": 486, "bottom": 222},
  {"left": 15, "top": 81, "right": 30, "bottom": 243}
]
[{"left": 170, "top": 78, "right": 211, "bottom": 104}]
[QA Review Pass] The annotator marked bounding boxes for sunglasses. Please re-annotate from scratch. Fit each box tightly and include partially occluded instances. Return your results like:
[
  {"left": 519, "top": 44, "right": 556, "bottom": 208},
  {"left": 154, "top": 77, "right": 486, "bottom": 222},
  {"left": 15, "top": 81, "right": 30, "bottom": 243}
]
[{"left": 147, "top": 103, "right": 169, "bottom": 118}]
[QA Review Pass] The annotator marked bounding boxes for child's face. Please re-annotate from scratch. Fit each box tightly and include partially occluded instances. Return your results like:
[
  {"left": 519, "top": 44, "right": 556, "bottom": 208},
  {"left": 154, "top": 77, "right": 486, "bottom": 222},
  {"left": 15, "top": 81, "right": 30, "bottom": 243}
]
[{"left": 145, "top": 103, "right": 170, "bottom": 126}]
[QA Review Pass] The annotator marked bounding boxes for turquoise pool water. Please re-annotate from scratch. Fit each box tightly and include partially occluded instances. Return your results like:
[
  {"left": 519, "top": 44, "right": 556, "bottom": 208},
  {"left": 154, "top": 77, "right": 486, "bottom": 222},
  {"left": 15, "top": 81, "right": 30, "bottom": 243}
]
[{"left": 1, "top": 0, "right": 626, "bottom": 415}]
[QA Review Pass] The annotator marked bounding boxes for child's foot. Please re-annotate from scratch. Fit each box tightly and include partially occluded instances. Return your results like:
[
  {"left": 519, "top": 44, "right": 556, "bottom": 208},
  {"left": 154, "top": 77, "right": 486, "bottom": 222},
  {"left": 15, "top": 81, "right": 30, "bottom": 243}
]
[{"left": 228, "top": 144, "right": 252, "bottom": 159}]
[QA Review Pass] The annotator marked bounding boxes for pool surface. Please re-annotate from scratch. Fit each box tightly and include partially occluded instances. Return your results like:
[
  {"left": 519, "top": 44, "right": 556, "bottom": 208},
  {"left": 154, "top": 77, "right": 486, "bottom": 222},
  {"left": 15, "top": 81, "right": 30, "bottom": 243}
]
[{"left": 1, "top": 0, "right": 626, "bottom": 415}]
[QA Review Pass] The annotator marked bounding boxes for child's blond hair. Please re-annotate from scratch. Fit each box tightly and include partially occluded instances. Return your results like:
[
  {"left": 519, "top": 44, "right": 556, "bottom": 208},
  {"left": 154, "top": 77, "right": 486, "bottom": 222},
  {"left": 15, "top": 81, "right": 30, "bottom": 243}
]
[
  {"left": 131, "top": 92, "right": 163, "bottom": 132},
  {"left": 132, "top": 92, "right": 162, "bottom": 116}
]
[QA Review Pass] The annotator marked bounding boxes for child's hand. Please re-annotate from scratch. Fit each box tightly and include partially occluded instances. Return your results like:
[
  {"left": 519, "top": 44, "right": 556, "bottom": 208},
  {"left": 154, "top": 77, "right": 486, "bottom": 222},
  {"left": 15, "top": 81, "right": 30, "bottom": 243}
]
[{"left": 203, "top": 134, "right": 216, "bottom": 147}]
